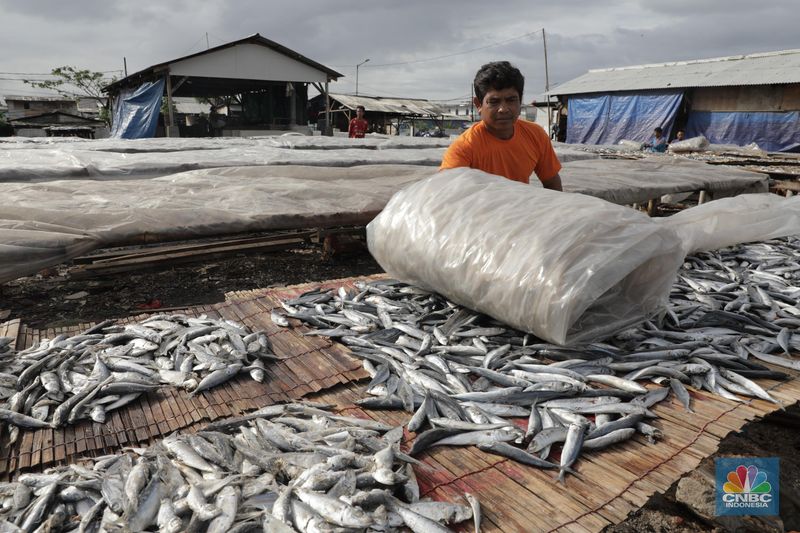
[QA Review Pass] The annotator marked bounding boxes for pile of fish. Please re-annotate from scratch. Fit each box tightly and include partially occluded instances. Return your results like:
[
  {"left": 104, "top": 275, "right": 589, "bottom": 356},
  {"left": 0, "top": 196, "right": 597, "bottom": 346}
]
[
  {"left": 0, "top": 402, "right": 476, "bottom": 533},
  {"left": 0, "top": 314, "right": 275, "bottom": 435},
  {"left": 275, "top": 237, "right": 800, "bottom": 481}
]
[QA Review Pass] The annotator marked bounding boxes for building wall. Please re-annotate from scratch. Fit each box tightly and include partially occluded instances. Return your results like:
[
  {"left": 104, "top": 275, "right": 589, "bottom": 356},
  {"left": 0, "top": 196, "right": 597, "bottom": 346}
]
[
  {"left": 170, "top": 43, "right": 329, "bottom": 84},
  {"left": 6, "top": 100, "right": 78, "bottom": 120},
  {"left": 691, "top": 84, "right": 800, "bottom": 112}
]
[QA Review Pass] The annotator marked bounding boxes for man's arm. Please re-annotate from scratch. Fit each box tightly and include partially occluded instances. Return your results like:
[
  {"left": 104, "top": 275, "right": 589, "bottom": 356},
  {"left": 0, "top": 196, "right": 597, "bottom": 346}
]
[{"left": 540, "top": 173, "right": 562, "bottom": 191}]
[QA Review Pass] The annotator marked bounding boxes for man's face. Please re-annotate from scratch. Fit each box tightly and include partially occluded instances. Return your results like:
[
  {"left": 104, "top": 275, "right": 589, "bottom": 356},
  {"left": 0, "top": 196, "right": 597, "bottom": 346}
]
[
  {"left": 676, "top": 131, "right": 685, "bottom": 140},
  {"left": 474, "top": 87, "right": 521, "bottom": 138},
  {"left": 356, "top": 108, "right": 364, "bottom": 119}
]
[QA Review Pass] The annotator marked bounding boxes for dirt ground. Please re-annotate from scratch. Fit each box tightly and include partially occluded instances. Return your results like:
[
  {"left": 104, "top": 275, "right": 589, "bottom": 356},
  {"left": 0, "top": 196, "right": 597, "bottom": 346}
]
[
  {"left": 1, "top": 243, "right": 797, "bottom": 532},
  {"left": 0, "top": 243, "right": 384, "bottom": 329}
]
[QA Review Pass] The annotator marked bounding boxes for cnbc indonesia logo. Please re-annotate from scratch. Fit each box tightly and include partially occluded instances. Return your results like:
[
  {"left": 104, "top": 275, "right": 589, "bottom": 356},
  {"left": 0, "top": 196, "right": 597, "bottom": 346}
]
[
  {"left": 716, "top": 458, "right": 778, "bottom": 516},
  {"left": 720, "top": 464, "right": 774, "bottom": 512}
]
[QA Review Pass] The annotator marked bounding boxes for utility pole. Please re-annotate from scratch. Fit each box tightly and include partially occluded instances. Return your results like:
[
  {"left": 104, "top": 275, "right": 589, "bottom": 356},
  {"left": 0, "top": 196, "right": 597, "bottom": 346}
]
[
  {"left": 542, "top": 28, "right": 551, "bottom": 137},
  {"left": 123, "top": 57, "right": 128, "bottom": 77},
  {"left": 470, "top": 82, "right": 474, "bottom": 122},
  {"left": 356, "top": 58, "right": 369, "bottom": 95},
  {"left": 206, "top": 32, "right": 210, "bottom": 49}
]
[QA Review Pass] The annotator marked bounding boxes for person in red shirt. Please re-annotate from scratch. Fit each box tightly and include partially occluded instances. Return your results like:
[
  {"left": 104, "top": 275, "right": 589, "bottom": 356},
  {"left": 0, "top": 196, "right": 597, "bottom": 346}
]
[
  {"left": 440, "top": 61, "right": 562, "bottom": 190},
  {"left": 348, "top": 105, "right": 369, "bottom": 138}
]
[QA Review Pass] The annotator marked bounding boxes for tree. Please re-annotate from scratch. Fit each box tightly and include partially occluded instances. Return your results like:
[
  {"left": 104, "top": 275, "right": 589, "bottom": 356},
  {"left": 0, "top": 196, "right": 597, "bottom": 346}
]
[{"left": 24, "top": 66, "right": 117, "bottom": 125}]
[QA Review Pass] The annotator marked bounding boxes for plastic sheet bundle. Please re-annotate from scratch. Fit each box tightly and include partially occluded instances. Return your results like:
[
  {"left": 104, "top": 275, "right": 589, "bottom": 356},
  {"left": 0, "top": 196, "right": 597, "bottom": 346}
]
[
  {"left": 367, "top": 168, "right": 686, "bottom": 345},
  {"left": 661, "top": 193, "right": 800, "bottom": 254}
]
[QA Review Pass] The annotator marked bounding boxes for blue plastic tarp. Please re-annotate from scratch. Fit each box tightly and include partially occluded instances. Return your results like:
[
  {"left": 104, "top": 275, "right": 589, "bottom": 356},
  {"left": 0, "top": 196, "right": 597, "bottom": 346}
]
[
  {"left": 110, "top": 78, "right": 165, "bottom": 139},
  {"left": 686, "top": 111, "right": 800, "bottom": 153},
  {"left": 566, "top": 90, "right": 683, "bottom": 145}
]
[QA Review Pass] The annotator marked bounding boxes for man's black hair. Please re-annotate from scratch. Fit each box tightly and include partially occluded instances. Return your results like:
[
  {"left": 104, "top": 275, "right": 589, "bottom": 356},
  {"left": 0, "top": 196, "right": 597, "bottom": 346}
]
[
  {"left": 356, "top": 105, "right": 365, "bottom": 112},
  {"left": 654, "top": 127, "right": 663, "bottom": 134},
  {"left": 473, "top": 61, "right": 525, "bottom": 103}
]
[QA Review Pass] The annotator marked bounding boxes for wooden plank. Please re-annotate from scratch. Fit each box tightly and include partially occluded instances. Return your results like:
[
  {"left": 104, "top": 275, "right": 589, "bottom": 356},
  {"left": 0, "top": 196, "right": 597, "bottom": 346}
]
[
  {"left": 1, "top": 319, "right": 20, "bottom": 349},
  {"left": 71, "top": 236, "right": 309, "bottom": 278},
  {"left": 77, "top": 230, "right": 315, "bottom": 264}
]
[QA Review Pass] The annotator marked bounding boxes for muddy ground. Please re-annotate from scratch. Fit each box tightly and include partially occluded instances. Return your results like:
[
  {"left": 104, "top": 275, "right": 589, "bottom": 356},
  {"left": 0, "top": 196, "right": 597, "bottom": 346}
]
[{"left": 1, "top": 243, "right": 797, "bottom": 532}]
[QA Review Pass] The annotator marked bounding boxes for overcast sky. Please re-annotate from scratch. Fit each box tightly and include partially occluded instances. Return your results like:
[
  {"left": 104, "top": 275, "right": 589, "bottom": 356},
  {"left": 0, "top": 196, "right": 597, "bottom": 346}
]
[{"left": 1, "top": 0, "right": 797, "bottom": 103}]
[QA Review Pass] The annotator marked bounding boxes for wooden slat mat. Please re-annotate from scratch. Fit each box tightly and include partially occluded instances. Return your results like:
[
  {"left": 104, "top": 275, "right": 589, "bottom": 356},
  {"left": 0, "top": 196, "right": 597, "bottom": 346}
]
[
  {"left": 0, "top": 278, "right": 373, "bottom": 479},
  {"left": 306, "top": 362, "right": 800, "bottom": 532}
]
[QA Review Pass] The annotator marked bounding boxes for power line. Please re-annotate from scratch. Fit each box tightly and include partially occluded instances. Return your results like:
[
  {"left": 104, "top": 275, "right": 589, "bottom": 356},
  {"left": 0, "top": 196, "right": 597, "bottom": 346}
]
[
  {"left": 0, "top": 70, "right": 123, "bottom": 77},
  {"left": 365, "top": 29, "right": 543, "bottom": 68}
]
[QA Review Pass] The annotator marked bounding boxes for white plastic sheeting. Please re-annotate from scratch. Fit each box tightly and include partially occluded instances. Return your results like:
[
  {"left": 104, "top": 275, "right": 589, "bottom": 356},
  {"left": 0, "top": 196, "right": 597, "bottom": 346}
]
[
  {"left": 668, "top": 136, "right": 710, "bottom": 153},
  {"left": 0, "top": 144, "right": 447, "bottom": 182},
  {"left": 0, "top": 165, "right": 431, "bottom": 283},
  {"left": 661, "top": 193, "right": 800, "bottom": 254},
  {"left": 0, "top": 136, "right": 602, "bottom": 183},
  {"left": 367, "top": 169, "right": 687, "bottom": 345},
  {"left": 560, "top": 157, "right": 767, "bottom": 205}
]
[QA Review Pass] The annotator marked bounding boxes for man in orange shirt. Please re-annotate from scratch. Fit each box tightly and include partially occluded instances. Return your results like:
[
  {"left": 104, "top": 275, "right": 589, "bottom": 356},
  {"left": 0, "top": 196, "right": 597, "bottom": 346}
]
[
  {"left": 348, "top": 105, "right": 369, "bottom": 138},
  {"left": 440, "top": 61, "right": 562, "bottom": 190}
]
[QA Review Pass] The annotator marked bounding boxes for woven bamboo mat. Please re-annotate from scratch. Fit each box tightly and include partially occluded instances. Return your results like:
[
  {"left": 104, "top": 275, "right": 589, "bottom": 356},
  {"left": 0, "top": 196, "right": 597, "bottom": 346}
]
[
  {"left": 307, "top": 370, "right": 800, "bottom": 533},
  {"left": 0, "top": 277, "right": 375, "bottom": 479},
  {"left": 2, "top": 274, "right": 798, "bottom": 532}
]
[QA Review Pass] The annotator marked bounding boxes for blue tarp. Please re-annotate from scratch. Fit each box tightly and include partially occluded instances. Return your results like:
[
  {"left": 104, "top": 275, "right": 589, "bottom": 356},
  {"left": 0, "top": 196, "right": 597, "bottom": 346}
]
[
  {"left": 566, "top": 90, "right": 683, "bottom": 145},
  {"left": 110, "top": 78, "right": 165, "bottom": 139},
  {"left": 686, "top": 111, "right": 800, "bottom": 153}
]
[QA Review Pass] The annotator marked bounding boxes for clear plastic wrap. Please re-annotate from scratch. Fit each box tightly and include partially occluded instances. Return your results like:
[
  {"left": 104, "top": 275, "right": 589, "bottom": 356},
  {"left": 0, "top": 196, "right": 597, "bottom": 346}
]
[
  {"left": 660, "top": 193, "right": 800, "bottom": 254},
  {"left": 668, "top": 136, "right": 710, "bottom": 153},
  {"left": 367, "top": 168, "right": 686, "bottom": 345},
  {"left": 0, "top": 165, "right": 431, "bottom": 283}
]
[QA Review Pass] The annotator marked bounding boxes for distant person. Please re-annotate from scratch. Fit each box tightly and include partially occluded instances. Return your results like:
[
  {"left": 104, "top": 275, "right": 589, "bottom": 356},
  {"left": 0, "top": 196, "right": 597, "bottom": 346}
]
[
  {"left": 348, "top": 106, "right": 369, "bottom": 138},
  {"left": 674, "top": 129, "right": 686, "bottom": 142},
  {"left": 440, "top": 61, "right": 562, "bottom": 190},
  {"left": 646, "top": 127, "right": 668, "bottom": 152}
]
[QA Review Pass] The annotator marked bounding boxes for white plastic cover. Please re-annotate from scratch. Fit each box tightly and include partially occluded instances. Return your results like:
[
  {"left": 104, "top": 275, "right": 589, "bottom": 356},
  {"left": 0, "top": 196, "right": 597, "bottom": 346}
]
[
  {"left": 660, "top": 193, "right": 800, "bottom": 254},
  {"left": 0, "top": 165, "right": 431, "bottom": 283},
  {"left": 367, "top": 168, "right": 686, "bottom": 345},
  {"left": 668, "top": 136, "right": 710, "bottom": 153}
]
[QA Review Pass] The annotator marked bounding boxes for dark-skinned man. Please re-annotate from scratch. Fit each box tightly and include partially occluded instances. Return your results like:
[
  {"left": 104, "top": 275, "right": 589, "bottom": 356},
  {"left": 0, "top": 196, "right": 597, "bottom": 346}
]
[{"left": 440, "top": 61, "right": 563, "bottom": 191}]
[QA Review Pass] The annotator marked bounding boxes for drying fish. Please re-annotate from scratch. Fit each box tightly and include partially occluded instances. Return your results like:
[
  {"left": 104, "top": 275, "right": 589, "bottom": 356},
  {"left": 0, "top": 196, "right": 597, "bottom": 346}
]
[
  {"left": 0, "top": 314, "right": 275, "bottom": 430},
  {"left": 0, "top": 402, "right": 473, "bottom": 532},
  {"left": 276, "top": 236, "right": 800, "bottom": 479}
]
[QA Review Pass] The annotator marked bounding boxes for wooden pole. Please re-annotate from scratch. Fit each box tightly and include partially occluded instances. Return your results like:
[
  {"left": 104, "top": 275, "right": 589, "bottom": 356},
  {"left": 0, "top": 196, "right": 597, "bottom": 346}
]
[
  {"left": 324, "top": 80, "right": 332, "bottom": 136},
  {"left": 165, "top": 73, "right": 175, "bottom": 137}
]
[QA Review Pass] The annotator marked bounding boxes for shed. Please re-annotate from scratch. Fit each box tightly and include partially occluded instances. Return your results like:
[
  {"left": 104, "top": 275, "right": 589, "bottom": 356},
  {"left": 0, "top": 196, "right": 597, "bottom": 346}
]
[
  {"left": 552, "top": 49, "right": 800, "bottom": 151},
  {"left": 103, "top": 34, "right": 342, "bottom": 139},
  {"left": 309, "top": 93, "right": 468, "bottom": 136},
  {"left": 9, "top": 111, "right": 105, "bottom": 138},
  {"left": 4, "top": 95, "right": 79, "bottom": 121}
]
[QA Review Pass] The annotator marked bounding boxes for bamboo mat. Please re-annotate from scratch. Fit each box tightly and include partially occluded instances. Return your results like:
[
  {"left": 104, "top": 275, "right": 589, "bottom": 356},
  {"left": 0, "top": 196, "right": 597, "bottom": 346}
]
[
  {"left": 0, "top": 277, "right": 377, "bottom": 480},
  {"left": 1, "top": 274, "right": 798, "bottom": 532},
  {"left": 308, "top": 372, "right": 800, "bottom": 533}
]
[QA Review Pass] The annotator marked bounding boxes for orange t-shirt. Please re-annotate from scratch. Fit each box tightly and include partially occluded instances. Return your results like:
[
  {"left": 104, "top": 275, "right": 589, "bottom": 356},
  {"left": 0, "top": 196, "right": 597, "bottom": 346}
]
[{"left": 440, "top": 119, "right": 561, "bottom": 184}]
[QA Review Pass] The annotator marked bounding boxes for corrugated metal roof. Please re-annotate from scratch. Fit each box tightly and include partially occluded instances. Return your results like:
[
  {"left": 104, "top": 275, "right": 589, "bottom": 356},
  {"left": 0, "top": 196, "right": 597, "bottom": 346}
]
[
  {"left": 105, "top": 34, "right": 342, "bottom": 94},
  {"left": 3, "top": 95, "right": 76, "bottom": 102},
  {"left": 552, "top": 49, "right": 800, "bottom": 96},
  {"left": 329, "top": 93, "right": 453, "bottom": 117}
]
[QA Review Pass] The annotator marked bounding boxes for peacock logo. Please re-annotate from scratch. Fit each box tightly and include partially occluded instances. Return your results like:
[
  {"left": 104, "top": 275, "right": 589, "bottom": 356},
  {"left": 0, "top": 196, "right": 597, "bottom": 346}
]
[{"left": 723, "top": 465, "right": 771, "bottom": 495}]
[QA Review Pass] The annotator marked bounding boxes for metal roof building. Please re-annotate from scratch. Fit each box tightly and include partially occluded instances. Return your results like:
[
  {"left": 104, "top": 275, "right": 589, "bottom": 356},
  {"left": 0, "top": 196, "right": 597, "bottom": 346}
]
[
  {"left": 309, "top": 93, "right": 468, "bottom": 136},
  {"left": 104, "top": 34, "right": 342, "bottom": 139},
  {"left": 552, "top": 49, "right": 800, "bottom": 152}
]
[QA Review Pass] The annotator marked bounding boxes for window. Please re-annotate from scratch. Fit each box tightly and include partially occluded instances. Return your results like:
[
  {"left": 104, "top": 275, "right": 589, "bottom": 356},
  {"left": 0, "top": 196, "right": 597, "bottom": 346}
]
[{"left": 23, "top": 102, "right": 30, "bottom": 110}]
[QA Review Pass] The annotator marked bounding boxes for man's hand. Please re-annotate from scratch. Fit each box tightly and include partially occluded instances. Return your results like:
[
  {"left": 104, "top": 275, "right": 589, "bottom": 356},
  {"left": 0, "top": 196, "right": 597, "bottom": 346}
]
[{"left": 541, "top": 173, "right": 563, "bottom": 191}]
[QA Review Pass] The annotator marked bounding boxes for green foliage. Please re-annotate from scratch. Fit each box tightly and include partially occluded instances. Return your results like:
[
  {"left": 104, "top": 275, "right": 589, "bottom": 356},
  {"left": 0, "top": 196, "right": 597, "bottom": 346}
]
[{"left": 25, "top": 66, "right": 117, "bottom": 125}]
